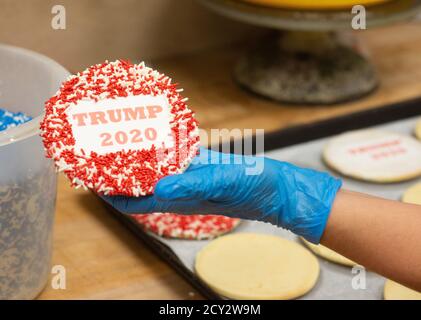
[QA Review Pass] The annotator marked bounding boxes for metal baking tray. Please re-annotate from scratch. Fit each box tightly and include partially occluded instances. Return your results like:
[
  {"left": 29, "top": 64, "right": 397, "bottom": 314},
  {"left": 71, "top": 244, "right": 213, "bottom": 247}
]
[{"left": 101, "top": 97, "right": 421, "bottom": 300}]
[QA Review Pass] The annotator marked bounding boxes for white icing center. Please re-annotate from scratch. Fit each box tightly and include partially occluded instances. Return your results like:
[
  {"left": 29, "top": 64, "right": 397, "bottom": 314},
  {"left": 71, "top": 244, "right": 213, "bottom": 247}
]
[
  {"left": 325, "top": 130, "right": 421, "bottom": 181},
  {"left": 66, "top": 95, "right": 174, "bottom": 155}
]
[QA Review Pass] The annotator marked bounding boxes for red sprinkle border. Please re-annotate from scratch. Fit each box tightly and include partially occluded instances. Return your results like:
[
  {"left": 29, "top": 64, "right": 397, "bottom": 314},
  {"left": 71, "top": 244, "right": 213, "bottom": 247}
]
[
  {"left": 132, "top": 213, "right": 241, "bottom": 240},
  {"left": 40, "top": 60, "right": 200, "bottom": 196}
]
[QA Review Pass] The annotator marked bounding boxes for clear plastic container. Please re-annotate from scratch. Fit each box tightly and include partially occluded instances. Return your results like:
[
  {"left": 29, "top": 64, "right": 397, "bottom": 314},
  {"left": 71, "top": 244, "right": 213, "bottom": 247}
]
[{"left": 0, "top": 44, "right": 69, "bottom": 299}]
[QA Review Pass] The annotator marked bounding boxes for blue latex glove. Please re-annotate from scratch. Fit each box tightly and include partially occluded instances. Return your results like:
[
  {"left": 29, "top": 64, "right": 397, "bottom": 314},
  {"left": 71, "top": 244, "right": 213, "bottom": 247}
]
[{"left": 102, "top": 148, "right": 342, "bottom": 243}]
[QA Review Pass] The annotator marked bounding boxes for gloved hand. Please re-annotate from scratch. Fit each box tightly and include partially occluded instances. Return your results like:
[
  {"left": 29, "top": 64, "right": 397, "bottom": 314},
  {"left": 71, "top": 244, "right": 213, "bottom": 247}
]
[{"left": 102, "top": 148, "right": 342, "bottom": 243}]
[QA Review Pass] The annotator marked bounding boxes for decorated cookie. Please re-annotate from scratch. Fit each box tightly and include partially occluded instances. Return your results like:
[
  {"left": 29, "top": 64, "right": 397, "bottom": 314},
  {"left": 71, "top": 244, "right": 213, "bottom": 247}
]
[
  {"left": 41, "top": 60, "right": 200, "bottom": 196},
  {"left": 132, "top": 213, "right": 241, "bottom": 240},
  {"left": 323, "top": 129, "right": 421, "bottom": 183}
]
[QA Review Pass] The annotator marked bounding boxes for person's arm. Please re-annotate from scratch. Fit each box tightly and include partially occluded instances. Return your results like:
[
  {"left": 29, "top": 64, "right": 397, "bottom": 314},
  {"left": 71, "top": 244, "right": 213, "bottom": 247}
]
[{"left": 322, "top": 190, "right": 421, "bottom": 291}]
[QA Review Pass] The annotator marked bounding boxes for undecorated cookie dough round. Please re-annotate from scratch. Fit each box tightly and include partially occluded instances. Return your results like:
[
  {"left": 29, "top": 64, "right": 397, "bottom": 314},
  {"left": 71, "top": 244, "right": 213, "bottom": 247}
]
[
  {"left": 384, "top": 280, "right": 421, "bottom": 300},
  {"left": 415, "top": 119, "right": 421, "bottom": 141},
  {"left": 402, "top": 182, "right": 421, "bottom": 205},
  {"left": 323, "top": 129, "right": 421, "bottom": 183},
  {"left": 301, "top": 238, "right": 356, "bottom": 267},
  {"left": 195, "top": 233, "right": 319, "bottom": 300}
]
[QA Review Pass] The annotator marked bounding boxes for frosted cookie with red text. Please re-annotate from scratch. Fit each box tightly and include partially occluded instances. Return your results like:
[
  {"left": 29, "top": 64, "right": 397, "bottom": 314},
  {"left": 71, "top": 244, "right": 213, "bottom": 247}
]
[
  {"left": 323, "top": 129, "right": 421, "bottom": 183},
  {"left": 132, "top": 213, "right": 241, "bottom": 240},
  {"left": 40, "top": 60, "right": 200, "bottom": 196}
]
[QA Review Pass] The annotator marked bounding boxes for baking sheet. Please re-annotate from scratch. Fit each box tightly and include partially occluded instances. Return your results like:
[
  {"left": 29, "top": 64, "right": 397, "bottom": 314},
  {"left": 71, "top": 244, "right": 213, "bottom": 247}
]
[{"left": 135, "top": 115, "right": 421, "bottom": 300}]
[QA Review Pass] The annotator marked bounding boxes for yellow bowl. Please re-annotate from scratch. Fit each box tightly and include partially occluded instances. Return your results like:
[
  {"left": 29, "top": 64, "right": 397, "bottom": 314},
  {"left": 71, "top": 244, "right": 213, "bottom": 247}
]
[{"left": 242, "top": 0, "right": 390, "bottom": 10}]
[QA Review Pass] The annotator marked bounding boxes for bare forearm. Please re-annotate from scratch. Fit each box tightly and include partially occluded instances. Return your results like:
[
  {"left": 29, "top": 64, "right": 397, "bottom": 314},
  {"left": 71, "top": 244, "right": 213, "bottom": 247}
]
[{"left": 321, "top": 189, "right": 421, "bottom": 292}]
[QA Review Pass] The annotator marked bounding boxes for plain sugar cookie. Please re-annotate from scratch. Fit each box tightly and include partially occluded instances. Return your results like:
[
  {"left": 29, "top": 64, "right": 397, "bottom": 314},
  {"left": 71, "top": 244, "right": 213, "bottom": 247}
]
[
  {"left": 402, "top": 182, "right": 421, "bottom": 205},
  {"left": 415, "top": 119, "right": 421, "bottom": 141},
  {"left": 195, "top": 233, "right": 319, "bottom": 300},
  {"left": 301, "top": 238, "right": 356, "bottom": 267},
  {"left": 323, "top": 129, "right": 421, "bottom": 183},
  {"left": 384, "top": 280, "right": 421, "bottom": 300}
]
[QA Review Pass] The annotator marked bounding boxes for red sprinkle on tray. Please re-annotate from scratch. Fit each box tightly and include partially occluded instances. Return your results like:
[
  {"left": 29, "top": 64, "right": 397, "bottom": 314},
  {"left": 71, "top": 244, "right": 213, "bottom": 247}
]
[
  {"left": 132, "top": 213, "right": 241, "bottom": 240},
  {"left": 40, "top": 60, "right": 200, "bottom": 196}
]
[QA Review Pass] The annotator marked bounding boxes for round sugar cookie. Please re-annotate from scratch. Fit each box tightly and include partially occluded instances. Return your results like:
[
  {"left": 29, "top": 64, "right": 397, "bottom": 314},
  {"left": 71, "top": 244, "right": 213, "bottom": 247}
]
[
  {"left": 132, "top": 213, "right": 240, "bottom": 240},
  {"left": 323, "top": 129, "right": 421, "bottom": 183},
  {"left": 195, "top": 233, "right": 319, "bottom": 300},
  {"left": 402, "top": 182, "right": 421, "bottom": 205},
  {"left": 301, "top": 238, "right": 356, "bottom": 267},
  {"left": 384, "top": 280, "right": 421, "bottom": 300},
  {"left": 415, "top": 119, "right": 421, "bottom": 141},
  {"left": 40, "top": 60, "right": 200, "bottom": 197},
  {"left": 241, "top": 0, "right": 389, "bottom": 10}
]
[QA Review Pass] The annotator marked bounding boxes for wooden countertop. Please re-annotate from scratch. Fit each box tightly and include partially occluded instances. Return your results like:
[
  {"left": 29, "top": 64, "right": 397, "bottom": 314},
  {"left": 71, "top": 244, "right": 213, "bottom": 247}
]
[
  {"left": 38, "top": 174, "right": 202, "bottom": 299},
  {"left": 38, "top": 22, "right": 421, "bottom": 299}
]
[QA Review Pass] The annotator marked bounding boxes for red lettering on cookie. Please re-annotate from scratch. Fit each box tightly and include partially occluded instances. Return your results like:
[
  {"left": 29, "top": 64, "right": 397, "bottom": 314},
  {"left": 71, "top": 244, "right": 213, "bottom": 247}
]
[
  {"left": 72, "top": 113, "right": 88, "bottom": 126},
  {"left": 89, "top": 111, "right": 107, "bottom": 125}
]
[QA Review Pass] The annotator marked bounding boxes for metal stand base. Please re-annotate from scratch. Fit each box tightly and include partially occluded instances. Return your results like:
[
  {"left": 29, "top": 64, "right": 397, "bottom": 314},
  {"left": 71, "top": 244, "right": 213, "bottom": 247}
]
[{"left": 234, "top": 31, "right": 378, "bottom": 104}]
